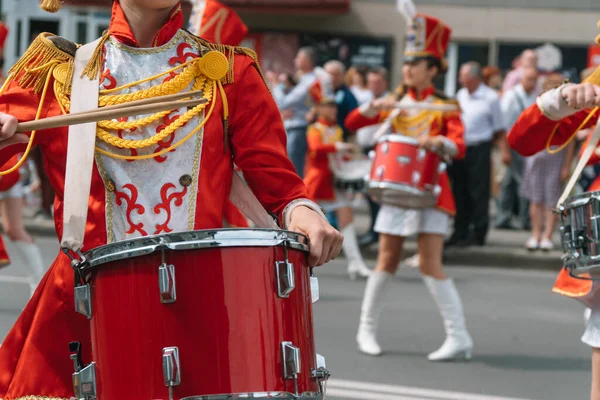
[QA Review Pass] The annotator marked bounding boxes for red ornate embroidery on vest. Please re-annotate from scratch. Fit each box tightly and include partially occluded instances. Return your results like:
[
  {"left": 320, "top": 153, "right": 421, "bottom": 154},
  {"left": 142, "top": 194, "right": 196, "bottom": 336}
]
[
  {"left": 114, "top": 183, "right": 147, "bottom": 236},
  {"left": 101, "top": 68, "right": 117, "bottom": 90},
  {"left": 153, "top": 111, "right": 186, "bottom": 162},
  {"left": 153, "top": 183, "right": 188, "bottom": 234},
  {"left": 164, "top": 42, "right": 200, "bottom": 82}
]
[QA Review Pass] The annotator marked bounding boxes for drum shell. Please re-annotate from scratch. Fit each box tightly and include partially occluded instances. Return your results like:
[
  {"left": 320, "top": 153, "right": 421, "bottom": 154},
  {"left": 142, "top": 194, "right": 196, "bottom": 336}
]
[
  {"left": 86, "top": 234, "right": 318, "bottom": 399},
  {"left": 560, "top": 192, "right": 600, "bottom": 277},
  {"left": 367, "top": 135, "right": 442, "bottom": 209}
]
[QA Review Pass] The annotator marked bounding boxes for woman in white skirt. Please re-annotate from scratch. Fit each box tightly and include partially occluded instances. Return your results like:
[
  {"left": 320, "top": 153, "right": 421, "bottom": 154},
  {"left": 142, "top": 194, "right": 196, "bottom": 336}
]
[
  {"left": 0, "top": 155, "right": 45, "bottom": 296},
  {"left": 345, "top": 13, "right": 473, "bottom": 361},
  {"left": 304, "top": 97, "right": 372, "bottom": 280}
]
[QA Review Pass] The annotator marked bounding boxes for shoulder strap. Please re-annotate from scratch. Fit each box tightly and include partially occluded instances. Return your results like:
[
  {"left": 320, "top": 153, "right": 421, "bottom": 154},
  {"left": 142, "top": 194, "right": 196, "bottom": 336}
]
[{"left": 61, "top": 38, "right": 102, "bottom": 252}]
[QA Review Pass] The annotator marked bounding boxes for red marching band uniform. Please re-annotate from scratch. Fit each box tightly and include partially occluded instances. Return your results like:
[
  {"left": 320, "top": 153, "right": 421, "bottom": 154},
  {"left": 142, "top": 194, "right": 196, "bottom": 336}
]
[
  {"left": 189, "top": 0, "right": 251, "bottom": 228},
  {"left": 0, "top": 1, "right": 332, "bottom": 399},
  {"left": 508, "top": 86, "right": 599, "bottom": 303}
]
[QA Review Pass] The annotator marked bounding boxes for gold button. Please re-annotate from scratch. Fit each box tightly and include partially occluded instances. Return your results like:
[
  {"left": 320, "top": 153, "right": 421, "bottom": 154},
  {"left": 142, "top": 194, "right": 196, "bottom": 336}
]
[{"left": 179, "top": 174, "right": 193, "bottom": 187}]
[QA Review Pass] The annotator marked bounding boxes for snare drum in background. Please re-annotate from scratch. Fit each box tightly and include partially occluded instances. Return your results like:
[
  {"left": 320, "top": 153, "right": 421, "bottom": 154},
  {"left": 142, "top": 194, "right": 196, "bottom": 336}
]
[
  {"left": 329, "top": 153, "right": 371, "bottom": 193},
  {"left": 68, "top": 229, "right": 330, "bottom": 400},
  {"left": 560, "top": 191, "right": 600, "bottom": 277},
  {"left": 367, "top": 135, "right": 445, "bottom": 209}
]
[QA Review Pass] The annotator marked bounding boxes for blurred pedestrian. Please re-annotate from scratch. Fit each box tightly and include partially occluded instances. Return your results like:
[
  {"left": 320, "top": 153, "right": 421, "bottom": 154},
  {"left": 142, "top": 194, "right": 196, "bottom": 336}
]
[
  {"left": 347, "top": 66, "right": 373, "bottom": 105},
  {"left": 502, "top": 49, "right": 537, "bottom": 93},
  {"left": 482, "top": 66, "right": 503, "bottom": 93}
]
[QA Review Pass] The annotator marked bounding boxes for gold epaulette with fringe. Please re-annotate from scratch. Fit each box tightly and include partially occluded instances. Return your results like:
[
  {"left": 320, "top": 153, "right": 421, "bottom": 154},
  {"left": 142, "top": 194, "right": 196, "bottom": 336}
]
[
  {"left": 188, "top": 32, "right": 266, "bottom": 87},
  {"left": 8, "top": 32, "right": 76, "bottom": 94}
]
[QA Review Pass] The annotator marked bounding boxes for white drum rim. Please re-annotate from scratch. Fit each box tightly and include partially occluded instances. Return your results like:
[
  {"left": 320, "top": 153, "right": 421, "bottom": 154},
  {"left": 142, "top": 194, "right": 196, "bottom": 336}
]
[
  {"left": 84, "top": 229, "right": 309, "bottom": 268},
  {"left": 560, "top": 190, "right": 600, "bottom": 211},
  {"left": 376, "top": 134, "right": 418, "bottom": 146}
]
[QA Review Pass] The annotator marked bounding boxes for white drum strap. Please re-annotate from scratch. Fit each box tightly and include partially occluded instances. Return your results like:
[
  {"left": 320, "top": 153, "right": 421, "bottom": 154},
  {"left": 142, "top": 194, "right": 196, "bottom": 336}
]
[
  {"left": 557, "top": 119, "right": 600, "bottom": 208},
  {"left": 229, "top": 172, "right": 279, "bottom": 229},
  {"left": 61, "top": 38, "right": 102, "bottom": 252}
]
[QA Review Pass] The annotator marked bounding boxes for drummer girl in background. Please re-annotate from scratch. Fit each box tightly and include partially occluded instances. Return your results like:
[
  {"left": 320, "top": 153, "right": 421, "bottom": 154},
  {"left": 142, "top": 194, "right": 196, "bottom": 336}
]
[
  {"left": 304, "top": 97, "right": 372, "bottom": 280},
  {"left": 508, "top": 36, "right": 600, "bottom": 397},
  {"left": 345, "top": 14, "right": 473, "bottom": 361}
]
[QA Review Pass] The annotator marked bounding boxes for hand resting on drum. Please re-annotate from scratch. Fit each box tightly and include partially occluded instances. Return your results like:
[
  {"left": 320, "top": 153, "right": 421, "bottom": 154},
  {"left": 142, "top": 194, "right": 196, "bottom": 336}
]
[
  {"left": 288, "top": 206, "right": 344, "bottom": 267},
  {"left": 0, "top": 113, "right": 29, "bottom": 150},
  {"left": 417, "top": 135, "right": 445, "bottom": 154}
]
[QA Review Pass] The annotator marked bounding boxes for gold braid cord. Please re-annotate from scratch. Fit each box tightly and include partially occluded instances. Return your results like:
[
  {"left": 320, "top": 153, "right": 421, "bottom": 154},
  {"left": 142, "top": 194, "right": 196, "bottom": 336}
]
[{"left": 0, "top": 30, "right": 267, "bottom": 167}]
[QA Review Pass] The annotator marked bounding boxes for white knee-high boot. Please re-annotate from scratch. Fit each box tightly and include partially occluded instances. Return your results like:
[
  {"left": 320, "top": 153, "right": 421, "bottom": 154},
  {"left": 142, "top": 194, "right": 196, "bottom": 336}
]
[
  {"left": 423, "top": 275, "right": 473, "bottom": 361},
  {"left": 357, "top": 270, "right": 392, "bottom": 356},
  {"left": 341, "top": 224, "right": 371, "bottom": 280},
  {"left": 13, "top": 241, "right": 45, "bottom": 297}
]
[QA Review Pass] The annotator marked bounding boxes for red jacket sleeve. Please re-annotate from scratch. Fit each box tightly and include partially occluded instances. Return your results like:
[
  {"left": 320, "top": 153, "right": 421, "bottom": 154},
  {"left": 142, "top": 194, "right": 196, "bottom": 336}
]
[
  {"left": 508, "top": 103, "right": 598, "bottom": 156},
  {"left": 307, "top": 126, "right": 336, "bottom": 156},
  {"left": 0, "top": 79, "right": 59, "bottom": 168},
  {"left": 345, "top": 107, "right": 383, "bottom": 131},
  {"left": 442, "top": 111, "right": 466, "bottom": 160},
  {"left": 229, "top": 57, "right": 308, "bottom": 218}
]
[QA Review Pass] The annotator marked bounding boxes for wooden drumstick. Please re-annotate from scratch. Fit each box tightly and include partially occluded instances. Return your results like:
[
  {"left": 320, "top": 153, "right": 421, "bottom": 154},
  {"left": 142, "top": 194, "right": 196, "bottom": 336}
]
[{"left": 16, "top": 92, "right": 208, "bottom": 133}]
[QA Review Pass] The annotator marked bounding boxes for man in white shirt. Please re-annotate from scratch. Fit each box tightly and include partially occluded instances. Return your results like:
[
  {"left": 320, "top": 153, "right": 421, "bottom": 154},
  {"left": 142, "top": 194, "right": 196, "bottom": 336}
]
[
  {"left": 448, "top": 61, "right": 509, "bottom": 247},
  {"left": 495, "top": 66, "right": 539, "bottom": 230}
]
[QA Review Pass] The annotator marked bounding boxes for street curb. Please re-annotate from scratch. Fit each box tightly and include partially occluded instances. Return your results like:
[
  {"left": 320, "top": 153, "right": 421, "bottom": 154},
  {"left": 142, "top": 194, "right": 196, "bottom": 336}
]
[{"left": 361, "top": 242, "right": 562, "bottom": 271}]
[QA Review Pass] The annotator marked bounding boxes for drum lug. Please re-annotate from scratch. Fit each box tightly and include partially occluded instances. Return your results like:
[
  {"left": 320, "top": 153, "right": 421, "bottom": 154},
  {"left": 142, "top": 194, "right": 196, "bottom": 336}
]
[
  {"left": 69, "top": 341, "right": 97, "bottom": 400},
  {"left": 382, "top": 142, "right": 389, "bottom": 154},
  {"left": 281, "top": 341, "right": 301, "bottom": 396},
  {"left": 74, "top": 284, "right": 92, "bottom": 319},
  {"left": 163, "top": 346, "right": 181, "bottom": 400},
  {"left": 376, "top": 166, "right": 385, "bottom": 180},
  {"left": 438, "top": 163, "right": 447, "bottom": 174},
  {"left": 417, "top": 148, "right": 427, "bottom": 161},
  {"left": 412, "top": 171, "right": 421, "bottom": 185},
  {"left": 159, "top": 263, "right": 177, "bottom": 304},
  {"left": 310, "top": 275, "right": 320, "bottom": 303},
  {"left": 397, "top": 156, "right": 411, "bottom": 165},
  {"left": 368, "top": 150, "right": 376, "bottom": 159},
  {"left": 433, "top": 185, "right": 442, "bottom": 197},
  {"left": 276, "top": 260, "right": 295, "bottom": 298},
  {"left": 312, "top": 354, "right": 331, "bottom": 395}
]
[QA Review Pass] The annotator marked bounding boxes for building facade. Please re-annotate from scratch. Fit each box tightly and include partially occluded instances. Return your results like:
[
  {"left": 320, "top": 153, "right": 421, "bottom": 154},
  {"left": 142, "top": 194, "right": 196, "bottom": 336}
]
[{"left": 1, "top": 0, "right": 599, "bottom": 94}]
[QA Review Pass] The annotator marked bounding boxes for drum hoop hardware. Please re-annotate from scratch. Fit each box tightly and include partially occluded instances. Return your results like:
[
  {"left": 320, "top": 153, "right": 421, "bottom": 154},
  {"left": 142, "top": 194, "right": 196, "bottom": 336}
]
[
  {"left": 281, "top": 341, "right": 301, "bottom": 397},
  {"left": 69, "top": 341, "right": 97, "bottom": 400},
  {"left": 276, "top": 240, "right": 296, "bottom": 298},
  {"left": 163, "top": 346, "right": 182, "bottom": 400},
  {"left": 82, "top": 229, "right": 309, "bottom": 269},
  {"left": 158, "top": 238, "right": 177, "bottom": 304}
]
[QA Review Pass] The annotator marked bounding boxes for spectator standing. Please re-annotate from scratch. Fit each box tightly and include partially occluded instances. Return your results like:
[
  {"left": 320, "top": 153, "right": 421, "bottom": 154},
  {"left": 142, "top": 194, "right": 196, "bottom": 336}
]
[
  {"left": 482, "top": 66, "right": 503, "bottom": 93},
  {"left": 495, "top": 66, "right": 539, "bottom": 230},
  {"left": 502, "top": 49, "right": 537, "bottom": 93},
  {"left": 324, "top": 60, "right": 359, "bottom": 141},
  {"left": 272, "top": 46, "right": 323, "bottom": 178},
  {"left": 519, "top": 73, "right": 575, "bottom": 251},
  {"left": 347, "top": 66, "right": 373, "bottom": 105},
  {"left": 448, "top": 61, "right": 509, "bottom": 247}
]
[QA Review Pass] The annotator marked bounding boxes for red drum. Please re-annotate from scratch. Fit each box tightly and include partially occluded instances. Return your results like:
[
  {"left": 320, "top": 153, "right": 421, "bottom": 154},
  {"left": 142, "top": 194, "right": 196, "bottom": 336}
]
[
  {"left": 367, "top": 135, "right": 445, "bottom": 209},
  {"left": 69, "top": 229, "right": 329, "bottom": 400}
]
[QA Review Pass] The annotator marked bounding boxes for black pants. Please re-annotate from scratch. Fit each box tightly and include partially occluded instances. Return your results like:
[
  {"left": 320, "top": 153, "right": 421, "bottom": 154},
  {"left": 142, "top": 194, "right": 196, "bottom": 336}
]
[{"left": 448, "top": 141, "right": 492, "bottom": 244}]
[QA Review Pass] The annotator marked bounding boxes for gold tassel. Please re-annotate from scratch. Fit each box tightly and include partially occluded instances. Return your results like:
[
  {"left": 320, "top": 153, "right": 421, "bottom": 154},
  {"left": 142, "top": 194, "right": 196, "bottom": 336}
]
[
  {"left": 81, "top": 33, "right": 110, "bottom": 80},
  {"left": 40, "top": 0, "right": 62, "bottom": 12},
  {"left": 8, "top": 33, "right": 73, "bottom": 94}
]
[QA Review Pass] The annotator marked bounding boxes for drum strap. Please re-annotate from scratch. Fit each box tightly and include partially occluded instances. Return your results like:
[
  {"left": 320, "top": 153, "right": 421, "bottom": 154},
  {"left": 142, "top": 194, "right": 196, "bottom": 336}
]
[
  {"left": 61, "top": 38, "right": 102, "bottom": 252},
  {"left": 229, "top": 172, "right": 279, "bottom": 229},
  {"left": 557, "top": 119, "right": 600, "bottom": 208}
]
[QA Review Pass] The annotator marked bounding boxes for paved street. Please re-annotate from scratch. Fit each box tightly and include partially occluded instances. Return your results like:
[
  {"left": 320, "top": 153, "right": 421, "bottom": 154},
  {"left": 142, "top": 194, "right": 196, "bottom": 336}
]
[{"left": 0, "top": 234, "right": 592, "bottom": 400}]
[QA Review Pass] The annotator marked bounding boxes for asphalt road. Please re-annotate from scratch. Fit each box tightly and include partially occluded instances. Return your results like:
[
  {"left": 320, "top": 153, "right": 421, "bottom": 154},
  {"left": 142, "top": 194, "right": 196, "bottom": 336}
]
[{"left": 0, "top": 236, "right": 592, "bottom": 400}]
